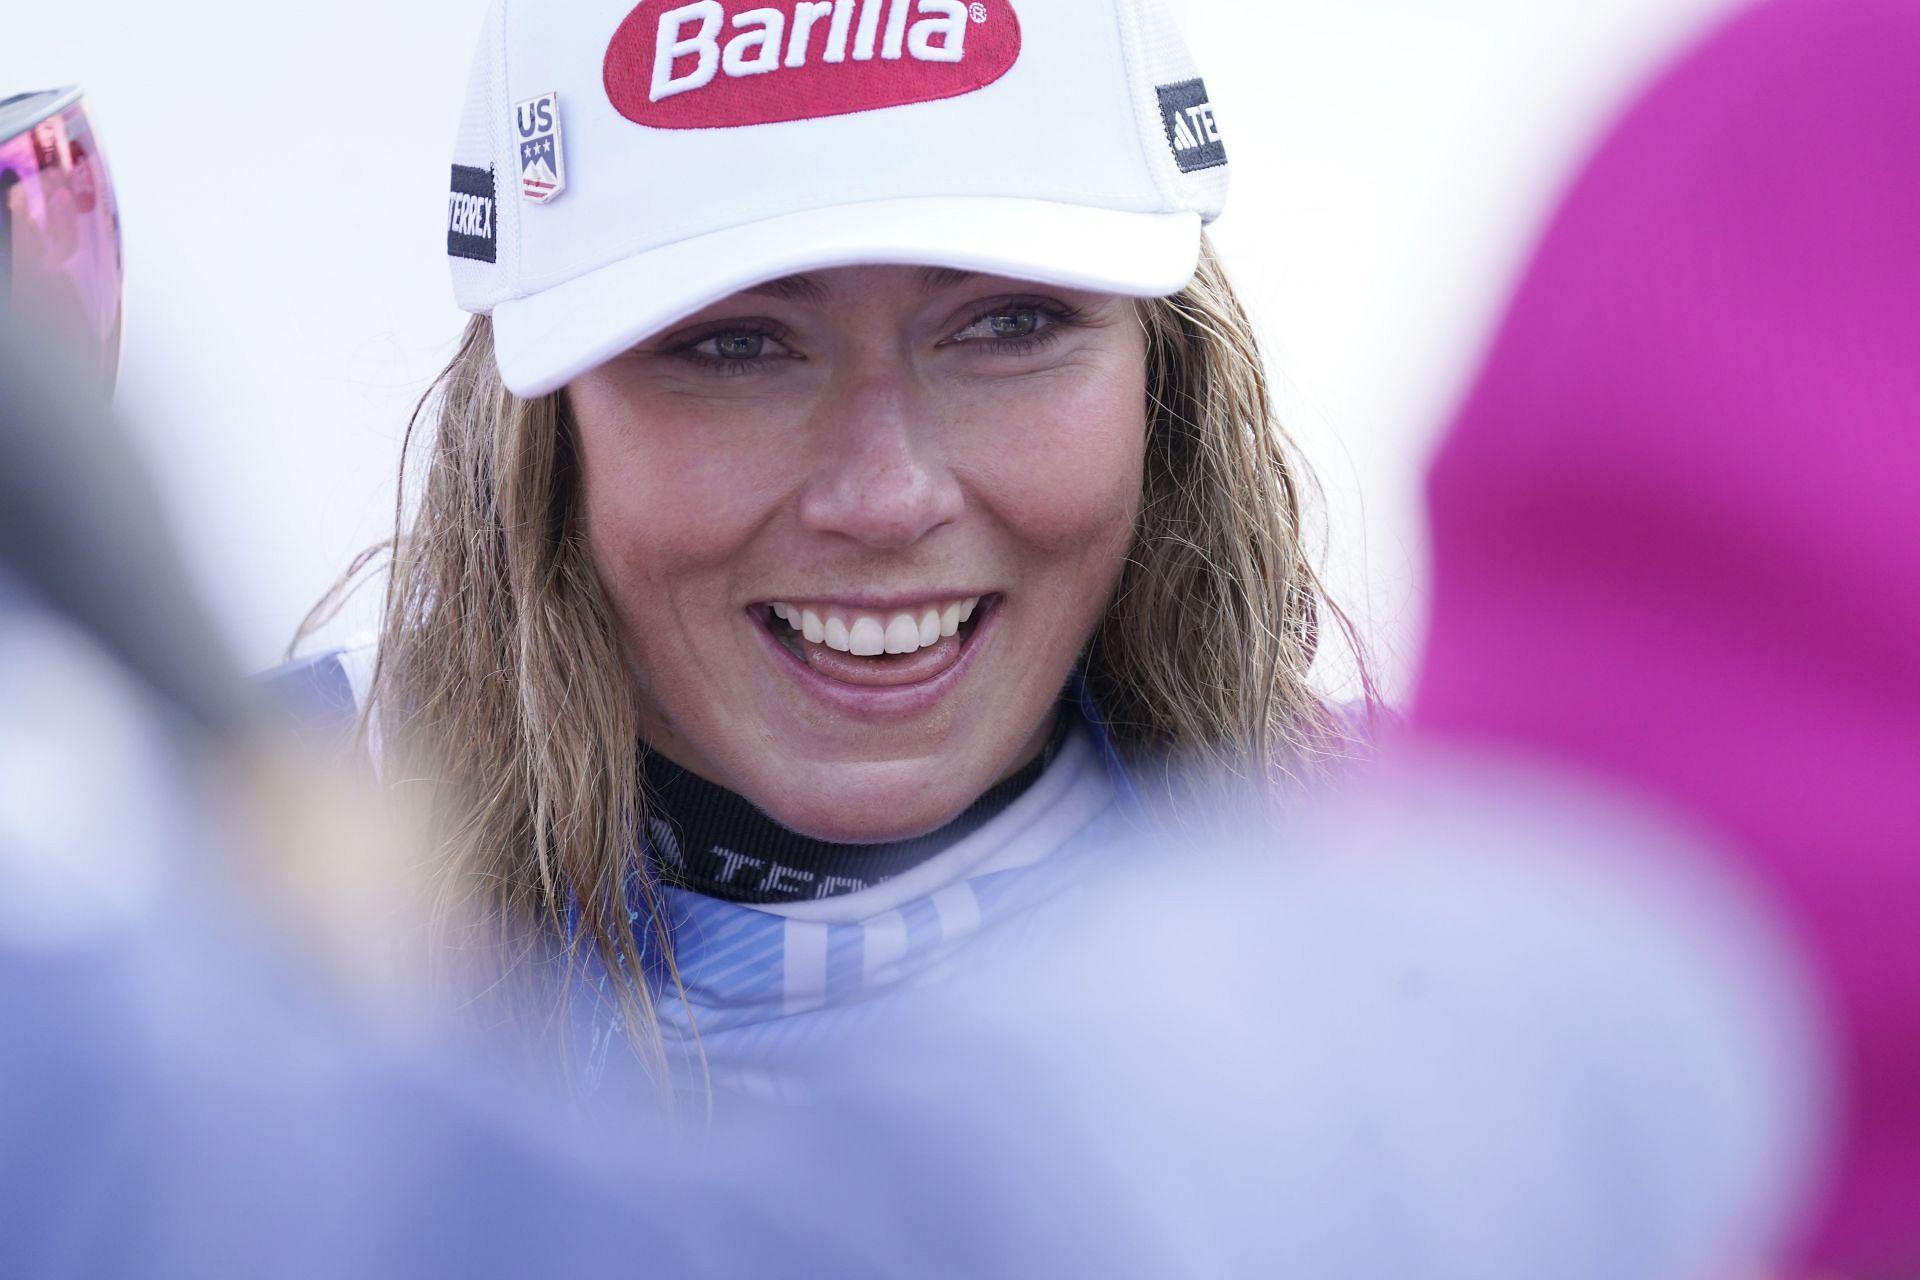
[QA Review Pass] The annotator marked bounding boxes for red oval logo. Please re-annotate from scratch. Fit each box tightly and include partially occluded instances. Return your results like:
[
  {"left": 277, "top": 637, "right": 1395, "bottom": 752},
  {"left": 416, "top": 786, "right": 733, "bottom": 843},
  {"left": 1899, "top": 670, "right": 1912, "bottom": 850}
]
[{"left": 604, "top": 0, "right": 1022, "bottom": 130}]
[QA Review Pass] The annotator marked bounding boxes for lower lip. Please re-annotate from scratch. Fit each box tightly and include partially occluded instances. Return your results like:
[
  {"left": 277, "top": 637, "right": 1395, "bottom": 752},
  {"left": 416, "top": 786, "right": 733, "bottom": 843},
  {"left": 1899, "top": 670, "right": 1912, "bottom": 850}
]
[{"left": 751, "top": 602, "right": 996, "bottom": 718}]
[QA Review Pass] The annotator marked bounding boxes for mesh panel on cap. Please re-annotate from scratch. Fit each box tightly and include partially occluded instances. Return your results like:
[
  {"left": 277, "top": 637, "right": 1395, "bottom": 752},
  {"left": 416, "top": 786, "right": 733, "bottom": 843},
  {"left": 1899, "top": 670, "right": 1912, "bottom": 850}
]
[
  {"left": 1114, "top": 0, "right": 1229, "bottom": 221},
  {"left": 449, "top": 0, "right": 516, "bottom": 313}
]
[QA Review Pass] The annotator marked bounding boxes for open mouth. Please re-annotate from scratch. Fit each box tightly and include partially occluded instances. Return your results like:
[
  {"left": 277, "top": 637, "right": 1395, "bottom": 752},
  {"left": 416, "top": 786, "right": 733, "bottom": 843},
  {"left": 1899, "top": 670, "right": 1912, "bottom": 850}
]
[{"left": 754, "top": 595, "right": 994, "bottom": 689}]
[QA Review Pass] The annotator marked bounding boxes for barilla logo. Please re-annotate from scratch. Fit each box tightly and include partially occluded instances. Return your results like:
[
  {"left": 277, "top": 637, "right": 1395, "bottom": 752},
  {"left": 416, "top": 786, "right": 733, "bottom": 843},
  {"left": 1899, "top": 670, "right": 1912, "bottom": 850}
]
[{"left": 604, "top": 0, "right": 1022, "bottom": 130}]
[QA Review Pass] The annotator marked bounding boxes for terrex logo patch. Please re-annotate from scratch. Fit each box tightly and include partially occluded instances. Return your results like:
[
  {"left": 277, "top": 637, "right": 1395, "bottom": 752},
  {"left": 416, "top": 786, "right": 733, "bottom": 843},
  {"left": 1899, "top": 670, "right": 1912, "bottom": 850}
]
[
  {"left": 447, "top": 165, "right": 498, "bottom": 262},
  {"left": 1156, "top": 78, "right": 1226, "bottom": 173},
  {"left": 604, "top": 0, "right": 1022, "bottom": 130}
]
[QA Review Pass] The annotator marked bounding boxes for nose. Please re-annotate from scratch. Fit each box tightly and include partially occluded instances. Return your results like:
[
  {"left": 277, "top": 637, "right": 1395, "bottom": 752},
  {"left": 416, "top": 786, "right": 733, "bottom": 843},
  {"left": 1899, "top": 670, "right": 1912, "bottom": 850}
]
[{"left": 797, "top": 366, "right": 964, "bottom": 549}]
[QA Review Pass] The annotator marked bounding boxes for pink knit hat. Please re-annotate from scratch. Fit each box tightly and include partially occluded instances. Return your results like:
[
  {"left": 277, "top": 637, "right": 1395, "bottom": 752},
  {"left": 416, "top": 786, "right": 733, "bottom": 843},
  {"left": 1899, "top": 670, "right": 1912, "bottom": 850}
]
[{"left": 1413, "top": 0, "right": 1920, "bottom": 1270}]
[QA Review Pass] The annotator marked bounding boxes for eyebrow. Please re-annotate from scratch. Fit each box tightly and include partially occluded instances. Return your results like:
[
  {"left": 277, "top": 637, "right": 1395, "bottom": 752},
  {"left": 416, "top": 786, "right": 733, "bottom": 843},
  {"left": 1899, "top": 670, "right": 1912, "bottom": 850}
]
[
  {"left": 744, "top": 274, "right": 831, "bottom": 302},
  {"left": 917, "top": 266, "right": 981, "bottom": 291},
  {"left": 742, "top": 267, "right": 984, "bottom": 302}
]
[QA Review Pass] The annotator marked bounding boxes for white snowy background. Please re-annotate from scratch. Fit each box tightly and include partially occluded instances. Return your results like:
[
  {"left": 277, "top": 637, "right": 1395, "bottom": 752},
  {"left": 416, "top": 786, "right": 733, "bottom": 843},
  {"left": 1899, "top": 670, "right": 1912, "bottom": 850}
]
[{"left": 5, "top": 0, "right": 1739, "bottom": 697}]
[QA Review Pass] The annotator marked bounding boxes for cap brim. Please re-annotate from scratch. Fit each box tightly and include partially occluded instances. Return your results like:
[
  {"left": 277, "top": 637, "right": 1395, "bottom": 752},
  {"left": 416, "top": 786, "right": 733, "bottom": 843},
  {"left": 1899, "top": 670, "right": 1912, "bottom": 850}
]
[{"left": 489, "top": 196, "right": 1201, "bottom": 398}]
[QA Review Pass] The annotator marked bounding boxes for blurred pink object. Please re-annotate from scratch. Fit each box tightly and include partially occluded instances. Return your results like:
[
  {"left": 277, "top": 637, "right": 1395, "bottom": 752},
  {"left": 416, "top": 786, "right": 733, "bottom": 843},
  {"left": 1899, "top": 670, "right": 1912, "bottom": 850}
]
[
  {"left": 0, "top": 89, "right": 123, "bottom": 387},
  {"left": 1412, "top": 0, "right": 1920, "bottom": 1271}
]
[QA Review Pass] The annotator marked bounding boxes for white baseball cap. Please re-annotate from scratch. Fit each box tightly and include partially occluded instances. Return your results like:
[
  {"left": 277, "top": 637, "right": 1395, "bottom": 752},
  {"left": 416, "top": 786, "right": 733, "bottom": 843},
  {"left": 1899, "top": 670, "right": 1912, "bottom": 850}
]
[{"left": 446, "top": 0, "right": 1230, "bottom": 397}]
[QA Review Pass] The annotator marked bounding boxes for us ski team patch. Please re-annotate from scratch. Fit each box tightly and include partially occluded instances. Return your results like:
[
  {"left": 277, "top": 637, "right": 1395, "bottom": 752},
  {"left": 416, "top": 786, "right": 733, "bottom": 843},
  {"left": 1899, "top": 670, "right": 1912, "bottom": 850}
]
[
  {"left": 515, "top": 92, "right": 567, "bottom": 203},
  {"left": 1155, "top": 78, "right": 1226, "bottom": 174}
]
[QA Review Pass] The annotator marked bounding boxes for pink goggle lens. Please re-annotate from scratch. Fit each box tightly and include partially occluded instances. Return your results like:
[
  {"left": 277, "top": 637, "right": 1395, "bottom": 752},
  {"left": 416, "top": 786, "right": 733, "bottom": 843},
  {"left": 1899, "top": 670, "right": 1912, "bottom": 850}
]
[{"left": 1, "top": 90, "right": 124, "bottom": 386}]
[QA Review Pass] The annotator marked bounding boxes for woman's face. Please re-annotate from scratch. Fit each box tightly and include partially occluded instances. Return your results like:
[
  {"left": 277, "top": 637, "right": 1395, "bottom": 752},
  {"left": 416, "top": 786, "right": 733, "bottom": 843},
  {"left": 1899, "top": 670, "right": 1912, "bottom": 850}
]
[{"left": 568, "top": 265, "right": 1147, "bottom": 842}]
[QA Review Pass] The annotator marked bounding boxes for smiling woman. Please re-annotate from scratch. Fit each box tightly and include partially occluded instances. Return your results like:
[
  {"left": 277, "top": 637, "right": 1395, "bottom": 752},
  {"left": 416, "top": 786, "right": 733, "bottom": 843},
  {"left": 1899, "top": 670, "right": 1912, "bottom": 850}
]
[
  {"left": 568, "top": 266, "right": 1149, "bottom": 843},
  {"left": 301, "top": 0, "right": 1370, "bottom": 1090}
]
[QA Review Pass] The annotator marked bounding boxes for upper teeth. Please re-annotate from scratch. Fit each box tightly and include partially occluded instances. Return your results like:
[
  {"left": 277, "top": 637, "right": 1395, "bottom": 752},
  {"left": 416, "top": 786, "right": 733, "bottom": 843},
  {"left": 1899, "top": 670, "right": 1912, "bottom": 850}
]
[{"left": 770, "top": 597, "right": 979, "bottom": 657}]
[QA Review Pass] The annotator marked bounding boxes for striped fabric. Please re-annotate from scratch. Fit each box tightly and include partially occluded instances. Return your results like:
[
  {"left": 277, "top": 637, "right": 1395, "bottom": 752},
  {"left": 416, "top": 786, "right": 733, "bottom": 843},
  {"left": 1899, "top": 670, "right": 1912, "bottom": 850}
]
[{"left": 586, "top": 719, "right": 1131, "bottom": 1100}]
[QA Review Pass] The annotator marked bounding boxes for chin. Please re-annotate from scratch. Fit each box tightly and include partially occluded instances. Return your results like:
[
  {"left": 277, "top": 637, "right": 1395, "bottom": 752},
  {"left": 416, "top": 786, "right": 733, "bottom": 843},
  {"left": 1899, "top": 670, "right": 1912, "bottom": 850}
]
[{"left": 749, "top": 767, "right": 974, "bottom": 845}]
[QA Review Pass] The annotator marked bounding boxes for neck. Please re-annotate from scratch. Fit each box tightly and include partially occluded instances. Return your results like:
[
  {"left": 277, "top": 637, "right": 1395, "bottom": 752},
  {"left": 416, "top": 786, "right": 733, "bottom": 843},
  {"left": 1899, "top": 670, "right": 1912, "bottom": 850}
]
[{"left": 641, "top": 712, "right": 1071, "bottom": 905}]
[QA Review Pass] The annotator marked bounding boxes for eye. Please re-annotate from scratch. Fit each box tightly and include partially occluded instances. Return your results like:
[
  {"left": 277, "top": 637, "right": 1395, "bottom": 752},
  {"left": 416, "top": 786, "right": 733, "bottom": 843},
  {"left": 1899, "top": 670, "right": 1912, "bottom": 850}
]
[
  {"left": 688, "top": 328, "right": 795, "bottom": 363},
  {"left": 986, "top": 309, "right": 1040, "bottom": 339},
  {"left": 943, "top": 298, "right": 1087, "bottom": 354},
  {"left": 951, "top": 305, "right": 1047, "bottom": 344},
  {"left": 662, "top": 320, "right": 800, "bottom": 374},
  {"left": 705, "top": 332, "right": 769, "bottom": 360}
]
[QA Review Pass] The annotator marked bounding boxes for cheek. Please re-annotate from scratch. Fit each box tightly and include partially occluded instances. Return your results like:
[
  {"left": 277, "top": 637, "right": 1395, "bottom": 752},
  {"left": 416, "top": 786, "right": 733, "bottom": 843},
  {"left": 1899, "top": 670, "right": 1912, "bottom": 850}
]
[
  {"left": 963, "top": 366, "right": 1148, "bottom": 554},
  {"left": 569, "top": 383, "right": 794, "bottom": 591}
]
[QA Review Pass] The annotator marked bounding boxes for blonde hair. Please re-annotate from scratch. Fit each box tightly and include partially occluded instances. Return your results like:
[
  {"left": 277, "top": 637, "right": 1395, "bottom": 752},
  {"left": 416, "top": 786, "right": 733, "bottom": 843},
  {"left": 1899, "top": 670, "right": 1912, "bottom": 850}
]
[{"left": 335, "top": 235, "right": 1370, "bottom": 1081}]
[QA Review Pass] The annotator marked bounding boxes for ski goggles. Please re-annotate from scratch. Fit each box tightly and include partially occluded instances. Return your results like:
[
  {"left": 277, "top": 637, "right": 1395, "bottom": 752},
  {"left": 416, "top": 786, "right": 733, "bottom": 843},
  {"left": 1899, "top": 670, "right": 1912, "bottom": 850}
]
[{"left": 0, "top": 87, "right": 123, "bottom": 386}]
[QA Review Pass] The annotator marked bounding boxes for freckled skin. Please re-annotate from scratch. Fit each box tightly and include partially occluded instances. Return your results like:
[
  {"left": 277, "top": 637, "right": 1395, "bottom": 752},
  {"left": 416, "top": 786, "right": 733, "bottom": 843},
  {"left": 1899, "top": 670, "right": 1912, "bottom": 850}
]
[{"left": 567, "top": 265, "right": 1146, "bottom": 842}]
